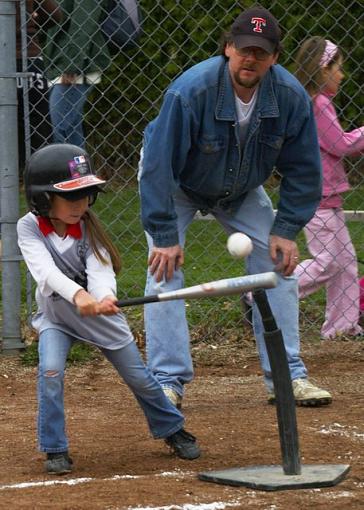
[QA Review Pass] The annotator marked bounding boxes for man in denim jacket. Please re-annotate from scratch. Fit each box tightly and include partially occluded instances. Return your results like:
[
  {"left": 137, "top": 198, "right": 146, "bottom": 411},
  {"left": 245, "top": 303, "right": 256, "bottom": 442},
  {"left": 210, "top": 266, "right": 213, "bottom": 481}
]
[{"left": 139, "top": 7, "right": 332, "bottom": 407}]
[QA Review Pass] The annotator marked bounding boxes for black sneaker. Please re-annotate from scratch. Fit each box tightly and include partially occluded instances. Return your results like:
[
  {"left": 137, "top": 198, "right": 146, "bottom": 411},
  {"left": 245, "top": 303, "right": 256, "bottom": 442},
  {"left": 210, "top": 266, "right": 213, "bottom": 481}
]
[
  {"left": 165, "top": 429, "right": 201, "bottom": 460},
  {"left": 45, "top": 452, "right": 73, "bottom": 475}
]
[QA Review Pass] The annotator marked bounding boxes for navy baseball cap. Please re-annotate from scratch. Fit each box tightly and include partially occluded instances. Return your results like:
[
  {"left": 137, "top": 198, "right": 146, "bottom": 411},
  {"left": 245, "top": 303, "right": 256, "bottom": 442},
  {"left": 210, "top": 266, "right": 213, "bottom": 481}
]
[{"left": 231, "top": 7, "right": 281, "bottom": 54}]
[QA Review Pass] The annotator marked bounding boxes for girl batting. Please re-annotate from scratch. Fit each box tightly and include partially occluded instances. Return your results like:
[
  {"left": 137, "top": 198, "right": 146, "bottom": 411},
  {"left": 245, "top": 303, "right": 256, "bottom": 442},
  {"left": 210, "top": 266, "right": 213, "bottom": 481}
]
[{"left": 17, "top": 144, "right": 200, "bottom": 474}]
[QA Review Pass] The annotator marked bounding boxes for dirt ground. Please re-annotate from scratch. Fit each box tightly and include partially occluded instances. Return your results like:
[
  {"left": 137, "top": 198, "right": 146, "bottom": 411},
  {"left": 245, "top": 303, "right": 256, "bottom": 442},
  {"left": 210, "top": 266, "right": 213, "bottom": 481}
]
[{"left": 0, "top": 338, "right": 363, "bottom": 510}]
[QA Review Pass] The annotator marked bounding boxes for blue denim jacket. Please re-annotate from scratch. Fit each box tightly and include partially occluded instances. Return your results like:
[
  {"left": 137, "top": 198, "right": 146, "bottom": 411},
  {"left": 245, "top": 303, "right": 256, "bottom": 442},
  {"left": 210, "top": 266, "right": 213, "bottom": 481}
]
[{"left": 140, "top": 56, "right": 322, "bottom": 247}]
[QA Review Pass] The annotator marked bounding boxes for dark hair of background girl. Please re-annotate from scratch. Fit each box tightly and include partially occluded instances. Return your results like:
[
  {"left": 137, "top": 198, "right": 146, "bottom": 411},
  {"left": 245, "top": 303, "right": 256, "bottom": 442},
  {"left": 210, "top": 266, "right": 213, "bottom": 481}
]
[{"left": 295, "top": 36, "right": 342, "bottom": 97}]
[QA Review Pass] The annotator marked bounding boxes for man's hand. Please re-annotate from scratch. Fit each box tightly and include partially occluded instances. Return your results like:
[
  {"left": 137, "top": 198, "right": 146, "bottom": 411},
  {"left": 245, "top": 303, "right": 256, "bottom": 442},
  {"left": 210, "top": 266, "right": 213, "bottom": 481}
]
[
  {"left": 148, "top": 245, "right": 184, "bottom": 282},
  {"left": 269, "top": 235, "right": 300, "bottom": 276},
  {"left": 74, "top": 290, "right": 120, "bottom": 316}
]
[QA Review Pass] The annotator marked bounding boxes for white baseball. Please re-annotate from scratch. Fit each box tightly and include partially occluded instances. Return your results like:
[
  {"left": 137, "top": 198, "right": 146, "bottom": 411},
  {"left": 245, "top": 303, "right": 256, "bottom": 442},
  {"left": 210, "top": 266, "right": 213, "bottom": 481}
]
[{"left": 227, "top": 233, "right": 253, "bottom": 259}]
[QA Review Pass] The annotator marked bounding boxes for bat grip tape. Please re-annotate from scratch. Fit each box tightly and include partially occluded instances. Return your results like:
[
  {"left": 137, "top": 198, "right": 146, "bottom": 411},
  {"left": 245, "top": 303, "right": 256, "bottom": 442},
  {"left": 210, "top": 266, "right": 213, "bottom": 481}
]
[{"left": 116, "top": 295, "right": 159, "bottom": 307}]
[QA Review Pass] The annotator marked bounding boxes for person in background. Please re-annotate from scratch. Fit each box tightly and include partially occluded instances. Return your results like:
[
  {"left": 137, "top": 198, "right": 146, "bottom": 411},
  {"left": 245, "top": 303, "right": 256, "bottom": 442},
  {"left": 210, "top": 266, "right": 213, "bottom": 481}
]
[
  {"left": 1, "top": 2, "right": 60, "bottom": 263},
  {"left": 295, "top": 36, "right": 364, "bottom": 339},
  {"left": 40, "top": 0, "right": 111, "bottom": 148},
  {"left": 16, "top": 0, "right": 62, "bottom": 170},
  {"left": 138, "top": 7, "right": 332, "bottom": 408},
  {"left": 17, "top": 143, "right": 200, "bottom": 475}
]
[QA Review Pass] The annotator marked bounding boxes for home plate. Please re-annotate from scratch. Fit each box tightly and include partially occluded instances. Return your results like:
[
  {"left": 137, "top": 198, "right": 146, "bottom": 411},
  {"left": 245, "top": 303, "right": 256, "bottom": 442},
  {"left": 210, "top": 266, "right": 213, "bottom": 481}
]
[{"left": 198, "top": 464, "right": 351, "bottom": 491}]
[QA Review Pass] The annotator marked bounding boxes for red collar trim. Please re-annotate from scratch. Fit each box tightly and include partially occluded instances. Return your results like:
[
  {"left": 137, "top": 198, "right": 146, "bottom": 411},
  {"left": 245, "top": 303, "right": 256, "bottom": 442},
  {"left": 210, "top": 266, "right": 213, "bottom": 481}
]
[{"left": 38, "top": 217, "right": 82, "bottom": 239}]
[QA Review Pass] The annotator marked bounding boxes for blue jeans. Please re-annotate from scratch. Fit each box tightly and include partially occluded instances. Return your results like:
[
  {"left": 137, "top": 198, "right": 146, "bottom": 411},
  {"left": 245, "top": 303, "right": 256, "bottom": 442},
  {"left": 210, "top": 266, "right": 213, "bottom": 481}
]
[
  {"left": 144, "top": 186, "right": 307, "bottom": 395},
  {"left": 38, "top": 329, "right": 184, "bottom": 453},
  {"left": 49, "top": 83, "right": 92, "bottom": 148}
]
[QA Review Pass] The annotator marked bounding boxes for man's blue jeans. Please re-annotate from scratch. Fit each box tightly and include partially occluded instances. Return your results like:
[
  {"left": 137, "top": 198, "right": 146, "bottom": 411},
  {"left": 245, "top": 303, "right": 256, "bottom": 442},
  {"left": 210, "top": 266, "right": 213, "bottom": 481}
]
[
  {"left": 144, "top": 186, "right": 307, "bottom": 397},
  {"left": 38, "top": 329, "right": 184, "bottom": 453},
  {"left": 49, "top": 83, "right": 92, "bottom": 148}
]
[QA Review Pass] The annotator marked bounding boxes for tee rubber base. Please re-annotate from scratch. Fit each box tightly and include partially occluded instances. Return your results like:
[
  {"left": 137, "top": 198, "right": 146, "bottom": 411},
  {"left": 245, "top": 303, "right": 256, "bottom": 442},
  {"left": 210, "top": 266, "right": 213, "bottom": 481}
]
[{"left": 198, "top": 464, "right": 350, "bottom": 491}]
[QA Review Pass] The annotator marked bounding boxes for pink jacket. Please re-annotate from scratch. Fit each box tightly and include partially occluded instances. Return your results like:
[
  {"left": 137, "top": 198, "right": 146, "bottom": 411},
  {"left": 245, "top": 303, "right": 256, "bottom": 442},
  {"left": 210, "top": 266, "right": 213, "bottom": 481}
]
[{"left": 313, "top": 92, "right": 364, "bottom": 198}]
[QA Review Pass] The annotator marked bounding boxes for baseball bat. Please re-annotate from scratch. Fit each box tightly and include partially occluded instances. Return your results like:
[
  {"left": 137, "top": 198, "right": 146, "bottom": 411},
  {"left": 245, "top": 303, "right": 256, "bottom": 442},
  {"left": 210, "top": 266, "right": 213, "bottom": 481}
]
[{"left": 116, "top": 272, "right": 278, "bottom": 308}]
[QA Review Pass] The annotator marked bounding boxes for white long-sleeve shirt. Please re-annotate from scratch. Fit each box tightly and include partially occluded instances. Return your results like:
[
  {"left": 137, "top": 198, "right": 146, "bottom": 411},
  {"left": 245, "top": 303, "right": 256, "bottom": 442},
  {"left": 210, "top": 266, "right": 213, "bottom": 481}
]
[{"left": 17, "top": 212, "right": 133, "bottom": 349}]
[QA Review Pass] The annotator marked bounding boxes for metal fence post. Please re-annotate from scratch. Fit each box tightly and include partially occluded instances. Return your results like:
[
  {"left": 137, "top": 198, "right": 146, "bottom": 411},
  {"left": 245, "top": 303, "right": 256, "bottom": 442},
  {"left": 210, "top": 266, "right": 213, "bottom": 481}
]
[{"left": 0, "top": 0, "right": 25, "bottom": 353}]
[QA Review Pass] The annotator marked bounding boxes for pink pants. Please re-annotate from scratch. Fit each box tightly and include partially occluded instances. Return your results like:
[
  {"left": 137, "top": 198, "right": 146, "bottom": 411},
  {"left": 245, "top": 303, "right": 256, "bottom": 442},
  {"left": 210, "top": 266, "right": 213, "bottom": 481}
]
[{"left": 295, "top": 208, "right": 362, "bottom": 339}]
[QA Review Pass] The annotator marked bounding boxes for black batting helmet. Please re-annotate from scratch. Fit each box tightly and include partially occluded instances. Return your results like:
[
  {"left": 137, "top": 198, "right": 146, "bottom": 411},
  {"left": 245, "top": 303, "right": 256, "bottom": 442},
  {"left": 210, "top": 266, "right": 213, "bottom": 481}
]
[{"left": 24, "top": 144, "right": 106, "bottom": 216}]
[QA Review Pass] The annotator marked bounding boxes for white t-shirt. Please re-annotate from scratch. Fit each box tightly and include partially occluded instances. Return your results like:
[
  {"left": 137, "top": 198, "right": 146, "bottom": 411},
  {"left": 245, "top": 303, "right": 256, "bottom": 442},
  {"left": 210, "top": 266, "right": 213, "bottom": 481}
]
[{"left": 234, "top": 88, "right": 258, "bottom": 148}]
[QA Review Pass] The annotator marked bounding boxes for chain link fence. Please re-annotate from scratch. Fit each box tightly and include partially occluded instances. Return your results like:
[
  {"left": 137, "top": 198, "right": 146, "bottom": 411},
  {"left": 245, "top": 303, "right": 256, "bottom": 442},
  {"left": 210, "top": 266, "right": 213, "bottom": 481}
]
[{"left": 1, "top": 0, "right": 363, "bottom": 352}]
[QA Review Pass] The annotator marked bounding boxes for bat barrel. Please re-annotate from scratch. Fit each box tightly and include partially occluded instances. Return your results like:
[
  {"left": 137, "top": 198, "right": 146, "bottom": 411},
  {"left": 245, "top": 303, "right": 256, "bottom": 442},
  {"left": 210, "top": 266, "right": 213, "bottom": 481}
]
[
  {"left": 158, "top": 272, "right": 278, "bottom": 301},
  {"left": 116, "top": 272, "right": 278, "bottom": 308}
]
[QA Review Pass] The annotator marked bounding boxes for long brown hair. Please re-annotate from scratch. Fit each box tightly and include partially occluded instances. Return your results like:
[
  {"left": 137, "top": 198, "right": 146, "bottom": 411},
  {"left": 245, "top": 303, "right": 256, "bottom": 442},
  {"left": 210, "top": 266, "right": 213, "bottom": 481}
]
[
  {"left": 295, "top": 36, "right": 342, "bottom": 97},
  {"left": 83, "top": 210, "right": 122, "bottom": 274}
]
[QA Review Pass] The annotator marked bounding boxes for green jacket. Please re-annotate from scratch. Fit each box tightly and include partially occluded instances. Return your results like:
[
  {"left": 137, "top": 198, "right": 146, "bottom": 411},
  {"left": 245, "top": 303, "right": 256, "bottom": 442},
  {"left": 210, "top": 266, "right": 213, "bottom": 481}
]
[{"left": 42, "top": 0, "right": 111, "bottom": 79}]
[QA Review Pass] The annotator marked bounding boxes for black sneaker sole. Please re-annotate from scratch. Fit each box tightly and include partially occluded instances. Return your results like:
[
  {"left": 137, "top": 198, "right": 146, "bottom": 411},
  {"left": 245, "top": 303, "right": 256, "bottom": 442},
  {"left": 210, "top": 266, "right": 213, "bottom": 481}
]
[
  {"left": 296, "top": 397, "right": 332, "bottom": 407},
  {"left": 47, "top": 468, "right": 73, "bottom": 475},
  {"left": 165, "top": 440, "right": 201, "bottom": 460},
  {"left": 166, "top": 445, "right": 201, "bottom": 460},
  {"left": 268, "top": 397, "right": 332, "bottom": 407}
]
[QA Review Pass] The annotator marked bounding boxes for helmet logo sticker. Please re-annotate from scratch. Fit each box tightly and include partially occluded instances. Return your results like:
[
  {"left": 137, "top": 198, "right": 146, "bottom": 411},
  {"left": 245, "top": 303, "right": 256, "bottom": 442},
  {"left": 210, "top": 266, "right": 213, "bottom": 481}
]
[
  {"left": 68, "top": 156, "right": 90, "bottom": 178},
  {"left": 74, "top": 155, "right": 86, "bottom": 164}
]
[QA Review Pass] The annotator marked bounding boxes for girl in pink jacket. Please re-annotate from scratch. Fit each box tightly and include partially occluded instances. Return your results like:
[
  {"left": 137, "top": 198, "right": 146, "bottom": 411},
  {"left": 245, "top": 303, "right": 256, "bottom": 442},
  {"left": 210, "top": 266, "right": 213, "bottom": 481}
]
[{"left": 295, "top": 37, "right": 364, "bottom": 339}]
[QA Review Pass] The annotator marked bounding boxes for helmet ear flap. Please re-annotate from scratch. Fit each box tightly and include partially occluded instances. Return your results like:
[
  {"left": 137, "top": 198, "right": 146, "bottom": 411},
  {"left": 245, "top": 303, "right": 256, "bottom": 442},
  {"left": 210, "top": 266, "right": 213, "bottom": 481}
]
[{"left": 29, "top": 192, "right": 52, "bottom": 216}]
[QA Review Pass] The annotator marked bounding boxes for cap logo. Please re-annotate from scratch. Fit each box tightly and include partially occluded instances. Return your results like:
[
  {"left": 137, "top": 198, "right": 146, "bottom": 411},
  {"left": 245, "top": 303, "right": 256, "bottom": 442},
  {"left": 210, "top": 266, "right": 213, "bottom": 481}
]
[{"left": 251, "top": 17, "right": 266, "bottom": 33}]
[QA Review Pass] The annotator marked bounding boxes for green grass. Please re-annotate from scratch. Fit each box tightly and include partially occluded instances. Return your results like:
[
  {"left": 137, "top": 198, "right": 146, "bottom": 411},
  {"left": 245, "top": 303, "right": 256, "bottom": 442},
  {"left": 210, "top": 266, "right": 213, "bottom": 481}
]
[
  {"left": 7, "top": 183, "right": 364, "bottom": 363},
  {"left": 95, "top": 184, "right": 364, "bottom": 342}
]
